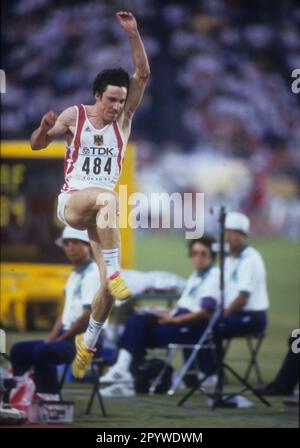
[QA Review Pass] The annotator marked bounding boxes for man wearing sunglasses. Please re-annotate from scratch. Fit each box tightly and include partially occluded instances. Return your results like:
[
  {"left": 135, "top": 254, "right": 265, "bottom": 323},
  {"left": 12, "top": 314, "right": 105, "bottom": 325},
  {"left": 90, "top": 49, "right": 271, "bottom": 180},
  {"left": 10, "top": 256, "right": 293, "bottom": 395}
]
[
  {"left": 99, "top": 235, "right": 220, "bottom": 397},
  {"left": 9, "top": 226, "right": 100, "bottom": 401}
]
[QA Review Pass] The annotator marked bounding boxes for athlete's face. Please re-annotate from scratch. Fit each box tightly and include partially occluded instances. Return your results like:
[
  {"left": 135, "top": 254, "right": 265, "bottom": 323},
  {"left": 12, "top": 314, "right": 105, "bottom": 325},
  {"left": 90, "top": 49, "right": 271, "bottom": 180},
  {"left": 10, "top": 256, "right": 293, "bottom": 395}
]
[
  {"left": 190, "top": 242, "right": 214, "bottom": 272},
  {"left": 96, "top": 85, "right": 127, "bottom": 122},
  {"left": 63, "top": 239, "right": 90, "bottom": 266}
]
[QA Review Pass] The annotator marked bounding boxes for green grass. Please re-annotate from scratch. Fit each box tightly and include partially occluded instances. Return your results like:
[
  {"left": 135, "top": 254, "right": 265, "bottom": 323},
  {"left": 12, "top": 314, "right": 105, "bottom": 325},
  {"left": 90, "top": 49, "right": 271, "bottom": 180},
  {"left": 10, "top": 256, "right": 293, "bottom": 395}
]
[
  {"left": 3, "top": 235, "right": 300, "bottom": 428},
  {"left": 65, "top": 383, "right": 298, "bottom": 428}
]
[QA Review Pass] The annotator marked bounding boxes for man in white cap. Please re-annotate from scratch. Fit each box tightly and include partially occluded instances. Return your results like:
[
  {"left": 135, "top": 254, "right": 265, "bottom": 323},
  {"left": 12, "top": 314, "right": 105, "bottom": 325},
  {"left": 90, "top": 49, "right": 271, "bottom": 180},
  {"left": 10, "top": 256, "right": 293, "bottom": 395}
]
[
  {"left": 217, "top": 211, "right": 269, "bottom": 338},
  {"left": 9, "top": 227, "right": 100, "bottom": 401}
]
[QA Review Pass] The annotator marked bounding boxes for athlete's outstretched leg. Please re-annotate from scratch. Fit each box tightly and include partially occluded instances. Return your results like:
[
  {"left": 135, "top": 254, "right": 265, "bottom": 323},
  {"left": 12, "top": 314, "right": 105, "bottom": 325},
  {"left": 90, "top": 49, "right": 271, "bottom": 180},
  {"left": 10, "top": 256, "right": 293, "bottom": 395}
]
[{"left": 71, "top": 226, "right": 116, "bottom": 378}]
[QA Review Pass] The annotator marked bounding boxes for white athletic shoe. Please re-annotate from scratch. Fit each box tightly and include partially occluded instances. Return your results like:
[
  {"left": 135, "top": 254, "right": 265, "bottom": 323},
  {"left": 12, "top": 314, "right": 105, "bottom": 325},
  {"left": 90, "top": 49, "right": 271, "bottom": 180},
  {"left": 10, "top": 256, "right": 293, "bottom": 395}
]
[
  {"left": 99, "top": 367, "right": 134, "bottom": 384},
  {"left": 198, "top": 373, "right": 218, "bottom": 387},
  {"left": 99, "top": 383, "right": 136, "bottom": 397}
]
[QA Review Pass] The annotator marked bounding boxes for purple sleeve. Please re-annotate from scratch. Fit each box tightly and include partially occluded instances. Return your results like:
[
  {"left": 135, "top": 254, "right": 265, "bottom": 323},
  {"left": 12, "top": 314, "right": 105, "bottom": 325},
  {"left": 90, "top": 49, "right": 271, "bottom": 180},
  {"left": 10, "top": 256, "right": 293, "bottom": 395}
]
[{"left": 200, "top": 296, "right": 218, "bottom": 312}]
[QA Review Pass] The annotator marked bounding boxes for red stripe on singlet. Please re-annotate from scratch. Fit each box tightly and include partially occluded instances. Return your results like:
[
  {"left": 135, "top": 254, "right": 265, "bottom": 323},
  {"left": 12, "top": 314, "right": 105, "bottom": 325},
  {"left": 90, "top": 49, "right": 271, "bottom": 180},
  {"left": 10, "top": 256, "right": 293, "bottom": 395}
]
[
  {"left": 61, "top": 146, "right": 71, "bottom": 190},
  {"left": 61, "top": 104, "right": 85, "bottom": 191},
  {"left": 66, "top": 104, "right": 85, "bottom": 175},
  {"left": 113, "top": 121, "right": 123, "bottom": 172},
  {"left": 62, "top": 146, "right": 71, "bottom": 190}
]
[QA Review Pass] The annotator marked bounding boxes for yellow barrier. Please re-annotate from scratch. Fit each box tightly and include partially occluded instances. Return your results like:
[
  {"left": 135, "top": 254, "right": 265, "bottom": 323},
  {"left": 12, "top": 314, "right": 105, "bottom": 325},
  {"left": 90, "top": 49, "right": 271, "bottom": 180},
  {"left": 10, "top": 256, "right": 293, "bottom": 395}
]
[
  {"left": 1, "top": 263, "right": 71, "bottom": 330},
  {"left": 0, "top": 140, "right": 136, "bottom": 330}
]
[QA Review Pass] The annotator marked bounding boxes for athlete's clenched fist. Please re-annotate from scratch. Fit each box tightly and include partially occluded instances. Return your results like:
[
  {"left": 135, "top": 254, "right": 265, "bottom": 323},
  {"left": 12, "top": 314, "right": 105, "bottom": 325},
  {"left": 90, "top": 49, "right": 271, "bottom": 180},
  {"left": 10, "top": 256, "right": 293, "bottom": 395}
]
[{"left": 40, "top": 110, "right": 57, "bottom": 132}]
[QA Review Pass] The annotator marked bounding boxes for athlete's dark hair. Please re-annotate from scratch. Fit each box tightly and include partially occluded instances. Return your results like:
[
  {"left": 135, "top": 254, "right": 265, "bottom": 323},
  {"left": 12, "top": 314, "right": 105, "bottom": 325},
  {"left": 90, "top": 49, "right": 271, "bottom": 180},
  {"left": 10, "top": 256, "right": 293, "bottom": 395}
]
[
  {"left": 92, "top": 68, "right": 130, "bottom": 96},
  {"left": 188, "top": 234, "right": 217, "bottom": 260}
]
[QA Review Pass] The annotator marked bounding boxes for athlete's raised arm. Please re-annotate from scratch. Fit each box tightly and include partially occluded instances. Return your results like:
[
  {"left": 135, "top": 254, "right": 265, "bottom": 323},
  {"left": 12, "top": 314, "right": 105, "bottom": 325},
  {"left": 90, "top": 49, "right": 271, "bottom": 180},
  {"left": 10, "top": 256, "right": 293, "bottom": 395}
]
[
  {"left": 116, "top": 11, "right": 150, "bottom": 133},
  {"left": 30, "top": 106, "right": 76, "bottom": 150}
]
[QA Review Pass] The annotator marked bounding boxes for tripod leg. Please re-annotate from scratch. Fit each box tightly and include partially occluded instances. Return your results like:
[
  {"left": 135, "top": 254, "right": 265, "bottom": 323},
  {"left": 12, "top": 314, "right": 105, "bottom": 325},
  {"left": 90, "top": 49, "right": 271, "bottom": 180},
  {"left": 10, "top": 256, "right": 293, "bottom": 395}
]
[
  {"left": 97, "top": 389, "right": 107, "bottom": 417},
  {"left": 223, "top": 362, "right": 271, "bottom": 407},
  {"left": 169, "top": 349, "right": 201, "bottom": 396},
  {"left": 85, "top": 385, "right": 96, "bottom": 415},
  {"left": 177, "top": 373, "right": 212, "bottom": 407},
  {"left": 178, "top": 382, "right": 201, "bottom": 407},
  {"left": 150, "top": 348, "right": 176, "bottom": 395}
]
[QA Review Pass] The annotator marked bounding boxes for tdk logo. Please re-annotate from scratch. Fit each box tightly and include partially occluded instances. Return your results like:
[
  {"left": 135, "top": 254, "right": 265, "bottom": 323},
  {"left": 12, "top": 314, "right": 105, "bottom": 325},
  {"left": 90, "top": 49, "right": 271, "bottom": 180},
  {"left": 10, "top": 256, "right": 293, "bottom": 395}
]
[
  {"left": 89, "top": 147, "right": 115, "bottom": 156},
  {"left": 82, "top": 147, "right": 90, "bottom": 154}
]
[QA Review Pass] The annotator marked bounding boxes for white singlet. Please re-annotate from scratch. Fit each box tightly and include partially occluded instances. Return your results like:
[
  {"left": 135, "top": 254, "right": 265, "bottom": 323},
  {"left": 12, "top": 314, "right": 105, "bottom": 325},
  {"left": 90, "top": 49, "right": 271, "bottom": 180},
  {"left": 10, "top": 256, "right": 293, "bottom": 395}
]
[{"left": 61, "top": 104, "right": 127, "bottom": 192}]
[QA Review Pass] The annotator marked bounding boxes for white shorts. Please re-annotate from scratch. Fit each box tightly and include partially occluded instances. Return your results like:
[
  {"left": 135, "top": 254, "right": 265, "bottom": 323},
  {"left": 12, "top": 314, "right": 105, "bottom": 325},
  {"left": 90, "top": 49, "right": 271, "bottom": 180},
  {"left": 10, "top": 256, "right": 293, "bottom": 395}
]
[{"left": 57, "top": 192, "right": 72, "bottom": 226}]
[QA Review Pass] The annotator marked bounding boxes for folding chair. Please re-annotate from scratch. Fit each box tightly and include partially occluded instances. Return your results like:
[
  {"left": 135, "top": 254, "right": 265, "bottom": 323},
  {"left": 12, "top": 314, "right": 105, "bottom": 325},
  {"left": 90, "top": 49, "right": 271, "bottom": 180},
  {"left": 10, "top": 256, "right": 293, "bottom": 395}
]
[
  {"left": 223, "top": 332, "right": 265, "bottom": 385},
  {"left": 58, "top": 363, "right": 70, "bottom": 401},
  {"left": 85, "top": 358, "right": 107, "bottom": 416},
  {"left": 149, "top": 309, "right": 220, "bottom": 395},
  {"left": 58, "top": 359, "right": 107, "bottom": 416}
]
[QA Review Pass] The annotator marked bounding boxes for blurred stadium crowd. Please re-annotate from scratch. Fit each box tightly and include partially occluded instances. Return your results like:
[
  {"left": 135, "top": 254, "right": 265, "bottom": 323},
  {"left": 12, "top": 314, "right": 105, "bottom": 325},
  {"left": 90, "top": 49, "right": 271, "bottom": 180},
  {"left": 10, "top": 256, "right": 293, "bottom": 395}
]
[{"left": 2, "top": 0, "right": 300, "bottom": 237}]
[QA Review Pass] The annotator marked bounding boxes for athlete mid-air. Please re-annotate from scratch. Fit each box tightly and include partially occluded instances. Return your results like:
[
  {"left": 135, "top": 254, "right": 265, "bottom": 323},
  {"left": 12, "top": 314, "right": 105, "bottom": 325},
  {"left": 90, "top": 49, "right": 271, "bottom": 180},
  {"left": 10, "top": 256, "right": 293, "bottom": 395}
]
[{"left": 30, "top": 11, "right": 150, "bottom": 377}]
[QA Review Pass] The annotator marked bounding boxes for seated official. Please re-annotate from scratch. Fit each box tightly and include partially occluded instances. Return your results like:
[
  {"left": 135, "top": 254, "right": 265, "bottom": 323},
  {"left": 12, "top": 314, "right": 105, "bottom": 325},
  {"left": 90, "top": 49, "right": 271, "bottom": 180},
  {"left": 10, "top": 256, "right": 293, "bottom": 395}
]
[
  {"left": 10, "top": 227, "right": 100, "bottom": 401},
  {"left": 214, "top": 211, "right": 269, "bottom": 343},
  {"left": 99, "top": 235, "right": 220, "bottom": 397},
  {"left": 255, "top": 334, "right": 299, "bottom": 396}
]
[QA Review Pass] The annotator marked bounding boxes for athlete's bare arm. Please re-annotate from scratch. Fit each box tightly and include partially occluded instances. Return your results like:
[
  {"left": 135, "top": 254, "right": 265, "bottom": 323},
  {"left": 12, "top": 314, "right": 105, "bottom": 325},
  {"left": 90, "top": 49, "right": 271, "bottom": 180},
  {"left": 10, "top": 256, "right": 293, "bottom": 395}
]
[
  {"left": 30, "top": 106, "right": 76, "bottom": 150},
  {"left": 116, "top": 11, "right": 150, "bottom": 137}
]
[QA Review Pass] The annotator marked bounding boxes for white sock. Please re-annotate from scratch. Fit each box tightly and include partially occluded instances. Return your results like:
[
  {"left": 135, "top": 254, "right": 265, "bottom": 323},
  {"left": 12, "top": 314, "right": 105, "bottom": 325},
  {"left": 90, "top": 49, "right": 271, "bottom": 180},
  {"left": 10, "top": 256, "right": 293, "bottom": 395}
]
[
  {"left": 102, "top": 248, "right": 120, "bottom": 278},
  {"left": 83, "top": 316, "right": 105, "bottom": 349},
  {"left": 113, "top": 349, "right": 132, "bottom": 372},
  {"left": 36, "top": 393, "right": 60, "bottom": 401}
]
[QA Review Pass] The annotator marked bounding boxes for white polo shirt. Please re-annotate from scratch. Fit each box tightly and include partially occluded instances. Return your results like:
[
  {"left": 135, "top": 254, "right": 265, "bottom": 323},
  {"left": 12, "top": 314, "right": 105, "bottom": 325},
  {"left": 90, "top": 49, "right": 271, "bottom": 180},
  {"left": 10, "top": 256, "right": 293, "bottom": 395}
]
[
  {"left": 176, "top": 265, "right": 220, "bottom": 313},
  {"left": 225, "top": 245, "right": 269, "bottom": 311},
  {"left": 61, "top": 259, "right": 100, "bottom": 330}
]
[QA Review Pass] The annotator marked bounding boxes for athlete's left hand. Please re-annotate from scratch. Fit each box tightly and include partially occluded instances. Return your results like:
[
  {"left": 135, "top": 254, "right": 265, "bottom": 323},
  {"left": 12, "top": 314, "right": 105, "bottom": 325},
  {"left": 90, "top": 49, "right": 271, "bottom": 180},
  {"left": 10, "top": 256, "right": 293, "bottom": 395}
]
[{"left": 116, "top": 11, "right": 138, "bottom": 34}]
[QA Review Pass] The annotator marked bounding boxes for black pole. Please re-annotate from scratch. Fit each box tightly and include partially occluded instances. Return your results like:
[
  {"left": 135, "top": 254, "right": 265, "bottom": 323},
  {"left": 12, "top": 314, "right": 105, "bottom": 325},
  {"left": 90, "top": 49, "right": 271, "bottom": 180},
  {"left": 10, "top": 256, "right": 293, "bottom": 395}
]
[
  {"left": 219, "top": 206, "right": 226, "bottom": 318},
  {"left": 212, "top": 206, "right": 226, "bottom": 405}
]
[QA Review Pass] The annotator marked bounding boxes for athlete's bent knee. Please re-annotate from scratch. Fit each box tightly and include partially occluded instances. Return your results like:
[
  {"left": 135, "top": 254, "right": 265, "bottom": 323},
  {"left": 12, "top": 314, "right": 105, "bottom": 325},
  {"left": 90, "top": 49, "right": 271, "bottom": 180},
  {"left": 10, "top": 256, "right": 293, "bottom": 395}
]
[{"left": 96, "top": 191, "right": 118, "bottom": 229}]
